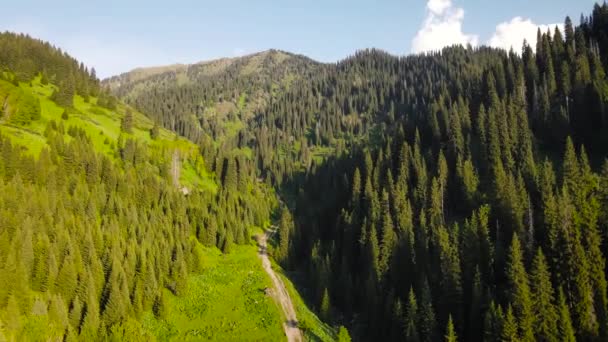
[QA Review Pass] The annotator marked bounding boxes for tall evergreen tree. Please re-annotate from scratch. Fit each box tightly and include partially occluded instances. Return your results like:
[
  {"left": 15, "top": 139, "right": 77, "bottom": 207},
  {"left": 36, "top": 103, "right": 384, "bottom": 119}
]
[
  {"left": 121, "top": 109, "right": 133, "bottom": 134},
  {"left": 506, "top": 233, "right": 534, "bottom": 341},
  {"left": 557, "top": 288, "right": 577, "bottom": 342},
  {"left": 529, "top": 248, "right": 558, "bottom": 341},
  {"left": 445, "top": 315, "right": 457, "bottom": 342}
]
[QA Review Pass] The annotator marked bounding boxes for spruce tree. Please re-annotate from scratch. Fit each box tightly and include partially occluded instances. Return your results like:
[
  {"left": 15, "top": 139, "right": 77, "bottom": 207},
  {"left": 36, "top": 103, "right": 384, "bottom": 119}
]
[
  {"left": 121, "top": 109, "right": 133, "bottom": 134},
  {"left": 49, "top": 294, "right": 69, "bottom": 331},
  {"left": 506, "top": 233, "right": 534, "bottom": 341},
  {"left": 102, "top": 263, "right": 128, "bottom": 327},
  {"left": 80, "top": 292, "right": 100, "bottom": 340},
  {"left": 153, "top": 292, "right": 167, "bottom": 320},
  {"left": 484, "top": 301, "right": 504, "bottom": 342},
  {"left": 557, "top": 288, "right": 576, "bottom": 342},
  {"left": 69, "top": 295, "right": 83, "bottom": 330},
  {"left": 418, "top": 279, "right": 438, "bottom": 342},
  {"left": 529, "top": 249, "right": 558, "bottom": 341},
  {"left": 320, "top": 287, "right": 331, "bottom": 322},
  {"left": 51, "top": 72, "right": 75, "bottom": 107},
  {"left": 445, "top": 315, "right": 457, "bottom": 342},
  {"left": 502, "top": 305, "right": 520, "bottom": 342},
  {"left": 379, "top": 190, "right": 395, "bottom": 277},
  {"left": 278, "top": 207, "right": 292, "bottom": 265},
  {"left": 56, "top": 255, "right": 78, "bottom": 306},
  {"left": 337, "top": 326, "right": 352, "bottom": 342},
  {"left": 562, "top": 137, "right": 579, "bottom": 195},
  {"left": 404, "top": 287, "right": 420, "bottom": 342}
]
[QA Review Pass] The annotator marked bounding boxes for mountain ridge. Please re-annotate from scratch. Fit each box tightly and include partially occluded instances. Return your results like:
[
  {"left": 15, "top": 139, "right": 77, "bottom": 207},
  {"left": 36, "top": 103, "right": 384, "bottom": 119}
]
[{"left": 103, "top": 49, "right": 320, "bottom": 90}]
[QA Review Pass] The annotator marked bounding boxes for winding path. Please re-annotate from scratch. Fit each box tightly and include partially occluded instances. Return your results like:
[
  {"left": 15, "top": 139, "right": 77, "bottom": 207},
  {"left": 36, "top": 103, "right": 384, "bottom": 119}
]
[{"left": 257, "top": 230, "right": 302, "bottom": 342}]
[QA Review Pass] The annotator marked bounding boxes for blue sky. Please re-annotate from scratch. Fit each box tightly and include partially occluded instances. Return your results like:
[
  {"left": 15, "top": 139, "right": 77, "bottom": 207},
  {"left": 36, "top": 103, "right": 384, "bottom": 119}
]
[{"left": 1, "top": 0, "right": 597, "bottom": 78}]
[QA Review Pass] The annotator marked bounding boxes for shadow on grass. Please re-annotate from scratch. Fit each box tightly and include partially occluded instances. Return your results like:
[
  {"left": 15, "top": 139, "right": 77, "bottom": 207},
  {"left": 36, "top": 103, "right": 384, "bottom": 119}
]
[{"left": 282, "top": 269, "right": 336, "bottom": 342}]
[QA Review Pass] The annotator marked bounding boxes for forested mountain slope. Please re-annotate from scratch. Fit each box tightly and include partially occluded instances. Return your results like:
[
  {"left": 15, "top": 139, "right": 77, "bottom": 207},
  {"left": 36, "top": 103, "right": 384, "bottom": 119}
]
[
  {"left": 109, "top": 3, "right": 608, "bottom": 342},
  {"left": 0, "top": 32, "right": 322, "bottom": 341},
  {"left": 104, "top": 50, "right": 321, "bottom": 143},
  {"left": 287, "top": 6, "right": 608, "bottom": 342}
]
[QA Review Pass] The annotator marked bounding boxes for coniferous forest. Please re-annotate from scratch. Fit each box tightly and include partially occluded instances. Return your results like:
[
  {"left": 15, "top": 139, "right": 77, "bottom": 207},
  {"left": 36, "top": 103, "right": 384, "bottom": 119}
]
[{"left": 3, "top": 2, "right": 608, "bottom": 342}]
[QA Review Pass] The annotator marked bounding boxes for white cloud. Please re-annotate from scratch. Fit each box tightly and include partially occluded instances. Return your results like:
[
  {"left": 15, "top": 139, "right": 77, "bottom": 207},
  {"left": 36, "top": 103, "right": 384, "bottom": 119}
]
[
  {"left": 411, "top": 0, "right": 479, "bottom": 53},
  {"left": 427, "top": 0, "right": 451, "bottom": 15},
  {"left": 488, "top": 17, "right": 563, "bottom": 53}
]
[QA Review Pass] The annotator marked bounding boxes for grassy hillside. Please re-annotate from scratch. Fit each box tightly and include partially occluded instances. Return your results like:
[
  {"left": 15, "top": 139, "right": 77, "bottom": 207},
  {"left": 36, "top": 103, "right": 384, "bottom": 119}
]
[{"left": 0, "top": 75, "right": 216, "bottom": 192}]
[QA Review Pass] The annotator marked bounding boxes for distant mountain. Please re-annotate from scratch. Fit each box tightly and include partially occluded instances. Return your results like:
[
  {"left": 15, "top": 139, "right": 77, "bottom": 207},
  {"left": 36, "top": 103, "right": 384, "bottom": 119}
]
[
  {"left": 103, "top": 49, "right": 323, "bottom": 150},
  {"left": 104, "top": 49, "right": 320, "bottom": 99},
  {"left": 104, "top": 63, "right": 188, "bottom": 91}
]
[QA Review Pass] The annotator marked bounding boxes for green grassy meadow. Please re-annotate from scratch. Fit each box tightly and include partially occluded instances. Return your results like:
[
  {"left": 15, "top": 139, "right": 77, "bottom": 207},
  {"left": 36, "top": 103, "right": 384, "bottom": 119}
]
[{"left": 141, "top": 243, "right": 286, "bottom": 341}]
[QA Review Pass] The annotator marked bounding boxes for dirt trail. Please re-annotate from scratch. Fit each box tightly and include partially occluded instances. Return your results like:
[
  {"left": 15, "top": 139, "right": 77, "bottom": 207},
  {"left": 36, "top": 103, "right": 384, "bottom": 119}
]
[{"left": 257, "top": 230, "right": 302, "bottom": 342}]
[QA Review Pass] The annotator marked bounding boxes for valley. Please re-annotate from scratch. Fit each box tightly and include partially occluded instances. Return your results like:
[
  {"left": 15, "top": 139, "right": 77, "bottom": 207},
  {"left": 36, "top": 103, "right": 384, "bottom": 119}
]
[
  {"left": 258, "top": 229, "right": 302, "bottom": 342},
  {"left": 1, "top": 2, "right": 608, "bottom": 341}
]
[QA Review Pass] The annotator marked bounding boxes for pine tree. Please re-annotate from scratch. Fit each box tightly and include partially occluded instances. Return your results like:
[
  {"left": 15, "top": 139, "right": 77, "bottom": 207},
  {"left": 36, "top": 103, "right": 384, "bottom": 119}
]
[
  {"left": 337, "top": 326, "right": 352, "bottom": 342},
  {"left": 418, "top": 279, "right": 438, "bottom": 342},
  {"left": 506, "top": 233, "right": 534, "bottom": 341},
  {"left": 121, "top": 109, "right": 133, "bottom": 134},
  {"left": 529, "top": 249, "right": 558, "bottom": 341},
  {"left": 49, "top": 294, "right": 69, "bottom": 331},
  {"left": 278, "top": 207, "right": 292, "bottom": 265},
  {"left": 562, "top": 137, "right": 579, "bottom": 195},
  {"left": 320, "top": 287, "right": 331, "bottom": 322},
  {"left": 502, "top": 305, "right": 520, "bottom": 342},
  {"left": 102, "top": 262, "right": 128, "bottom": 327},
  {"left": 564, "top": 16, "right": 574, "bottom": 49},
  {"left": 153, "top": 292, "right": 168, "bottom": 320},
  {"left": 223, "top": 230, "right": 234, "bottom": 254},
  {"left": 379, "top": 190, "right": 395, "bottom": 277},
  {"left": 467, "top": 269, "right": 483, "bottom": 342},
  {"left": 436, "top": 225, "right": 462, "bottom": 330},
  {"left": 391, "top": 298, "right": 404, "bottom": 341},
  {"left": 222, "top": 157, "right": 238, "bottom": 192},
  {"left": 404, "top": 287, "right": 420, "bottom": 342},
  {"left": 69, "top": 295, "right": 83, "bottom": 330},
  {"left": 56, "top": 255, "right": 78, "bottom": 306},
  {"left": 445, "top": 314, "right": 457, "bottom": 342},
  {"left": 80, "top": 291, "right": 100, "bottom": 340},
  {"left": 368, "top": 226, "right": 380, "bottom": 282},
  {"left": 484, "top": 301, "right": 504, "bottom": 342},
  {"left": 557, "top": 288, "right": 576, "bottom": 342},
  {"left": 173, "top": 260, "right": 189, "bottom": 296},
  {"left": 51, "top": 72, "right": 75, "bottom": 107}
]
